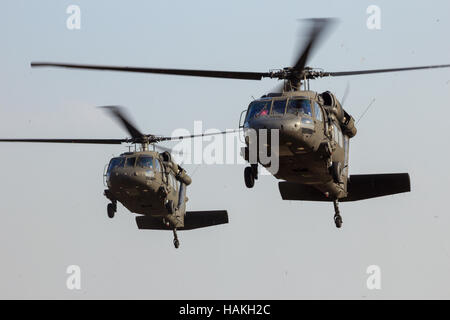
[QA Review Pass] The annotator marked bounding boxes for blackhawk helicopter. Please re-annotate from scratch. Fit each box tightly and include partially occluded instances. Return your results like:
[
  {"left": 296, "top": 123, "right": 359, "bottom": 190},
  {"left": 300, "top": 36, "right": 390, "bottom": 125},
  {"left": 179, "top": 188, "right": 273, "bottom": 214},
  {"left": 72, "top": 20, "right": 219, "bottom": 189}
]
[
  {"left": 0, "top": 106, "right": 230, "bottom": 248},
  {"left": 30, "top": 19, "right": 450, "bottom": 228}
]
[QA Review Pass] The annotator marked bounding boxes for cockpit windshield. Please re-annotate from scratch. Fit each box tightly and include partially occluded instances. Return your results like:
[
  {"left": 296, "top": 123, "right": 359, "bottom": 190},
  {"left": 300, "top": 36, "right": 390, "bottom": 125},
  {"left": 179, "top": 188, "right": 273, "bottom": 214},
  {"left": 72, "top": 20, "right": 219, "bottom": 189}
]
[
  {"left": 287, "top": 99, "right": 312, "bottom": 117},
  {"left": 107, "top": 157, "right": 124, "bottom": 174},
  {"left": 126, "top": 157, "right": 136, "bottom": 167},
  {"left": 245, "top": 100, "right": 272, "bottom": 122},
  {"left": 271, "top": 99, "right": 287, "bottom": 115},
  {"left": 137, "top": 156, "right": 154, "bottom": 169}
]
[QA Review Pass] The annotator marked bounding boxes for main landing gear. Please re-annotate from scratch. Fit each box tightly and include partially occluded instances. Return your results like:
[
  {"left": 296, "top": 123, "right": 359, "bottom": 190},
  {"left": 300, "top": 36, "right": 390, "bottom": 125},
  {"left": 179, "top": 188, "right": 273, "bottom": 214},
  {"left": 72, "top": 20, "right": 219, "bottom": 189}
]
[
  {"left": 107, "top": 201, "right": 117, "bottom": 219},
  {"left": 244, "top": 164, "right": 258, "bottom": 188},
  {"left": 164, "top": 201, "right": 180, "bottom": 249},
  {"left": 173, "top": 228, "right": 180, "bottom": 249},
  {"left": 333, "top": 199, "right": 343, "bottom": 228},
  {"left": 162, "top": 218, "right": 180, "bottom": 249}
]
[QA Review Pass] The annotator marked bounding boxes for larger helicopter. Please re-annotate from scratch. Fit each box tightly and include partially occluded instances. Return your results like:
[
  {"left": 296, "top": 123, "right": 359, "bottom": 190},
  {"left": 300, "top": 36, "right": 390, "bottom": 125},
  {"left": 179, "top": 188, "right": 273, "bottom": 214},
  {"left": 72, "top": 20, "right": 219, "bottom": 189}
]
[
  {"left": 0, "top": 106, "right": 230, "bottom": 248},
  {"left": 30, "top": 19, "right": 450, "bottom": 228}
]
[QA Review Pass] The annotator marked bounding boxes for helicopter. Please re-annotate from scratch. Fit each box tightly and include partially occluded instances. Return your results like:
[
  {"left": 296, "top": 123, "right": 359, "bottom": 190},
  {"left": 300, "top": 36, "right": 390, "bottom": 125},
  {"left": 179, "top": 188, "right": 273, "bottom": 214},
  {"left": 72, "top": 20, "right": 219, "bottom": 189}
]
[
  {"left": 0, "top": 106, "right": 230, "bottom": 248},
  {"left": 29, "top": 18, "right": 450, "bottom": 228}
]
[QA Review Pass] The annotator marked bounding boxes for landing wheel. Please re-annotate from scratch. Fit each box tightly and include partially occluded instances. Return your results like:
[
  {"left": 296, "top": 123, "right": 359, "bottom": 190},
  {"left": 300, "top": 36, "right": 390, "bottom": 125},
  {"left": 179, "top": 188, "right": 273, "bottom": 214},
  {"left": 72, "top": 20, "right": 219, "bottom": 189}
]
[
  {"left": 173, "top": 228, "right": 180, "bottom": 249},
  {"left": 333, "top": 199, "right": 343, "bottom": 229},
  {"left": 244, "top": 166, "right": 255, "bottom": 188},
  {"left": 107, "top": 203, "right": 115, "bottom": 219},
  {"left": 334, "top": 215, "right": 343, "bottom": 228}
]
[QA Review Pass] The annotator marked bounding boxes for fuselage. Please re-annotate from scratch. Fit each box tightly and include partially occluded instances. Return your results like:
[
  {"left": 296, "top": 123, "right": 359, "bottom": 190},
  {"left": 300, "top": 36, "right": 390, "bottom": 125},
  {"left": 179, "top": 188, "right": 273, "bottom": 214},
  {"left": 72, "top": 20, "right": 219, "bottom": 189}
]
[
  {"left": 104, "top": 150, "right": 182, "bottom": 217},
  {"left": 242, "top": 90, "right": 356, "bottom": 199}
]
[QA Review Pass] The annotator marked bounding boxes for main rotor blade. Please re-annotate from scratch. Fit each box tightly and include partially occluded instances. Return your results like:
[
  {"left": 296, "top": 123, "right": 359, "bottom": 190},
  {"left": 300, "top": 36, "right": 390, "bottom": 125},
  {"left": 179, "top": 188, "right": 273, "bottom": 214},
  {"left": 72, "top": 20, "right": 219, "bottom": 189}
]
[
  {"left": 0, "top": 139, "right": 127, "bottom": 144},
  {"left": 154, "top": 145, "right": 184, "bottom": 156},
  {"left": 326, "top": 64, "right": 450, "bottom": 77},
  {"left": 31, "top": 62, "right": 270, "bottom": 81},
  {"left": 100, "top": 106, "right": 143, "bottom": 139},
  {"left": 292, "top": 18, "right": 335, "bottom": 75},
  {"left": 156, "top": 129, "right": 240, "bottom": 142}
]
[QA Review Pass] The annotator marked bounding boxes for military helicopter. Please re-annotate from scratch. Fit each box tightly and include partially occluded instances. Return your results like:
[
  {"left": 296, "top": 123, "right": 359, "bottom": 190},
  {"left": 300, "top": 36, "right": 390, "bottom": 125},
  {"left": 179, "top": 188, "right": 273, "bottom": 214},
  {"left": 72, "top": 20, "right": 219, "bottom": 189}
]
[
  {"left": 29, "top": 19, "right": 450, "bottom": 228},
  {"left": 0, "top": 106, "right": 230, "bottom": 248}
]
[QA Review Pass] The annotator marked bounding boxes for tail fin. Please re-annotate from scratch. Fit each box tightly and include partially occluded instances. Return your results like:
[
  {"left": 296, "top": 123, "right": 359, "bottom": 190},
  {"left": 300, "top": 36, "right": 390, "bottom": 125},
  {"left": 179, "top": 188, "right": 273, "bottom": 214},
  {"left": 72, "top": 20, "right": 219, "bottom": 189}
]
[
  {"left": 278, "top": 173, "right": 410, "bottom": 202},
  {"left": 183, "top": 210, "right": 229, "bottom": 230},
  {"left": 136, "top": 210, "right": 228, "bottom": 231},
  {"left": 343, "top": 173, "right": 410, "bottom": 202}
]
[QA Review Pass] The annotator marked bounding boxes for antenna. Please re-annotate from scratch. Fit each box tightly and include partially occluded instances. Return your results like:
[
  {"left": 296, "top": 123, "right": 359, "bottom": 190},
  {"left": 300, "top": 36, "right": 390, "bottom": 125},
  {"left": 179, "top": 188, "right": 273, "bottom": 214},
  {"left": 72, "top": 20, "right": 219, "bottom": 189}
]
[{"left": 356, "top": 98, "right": 376, "bottom": 125}]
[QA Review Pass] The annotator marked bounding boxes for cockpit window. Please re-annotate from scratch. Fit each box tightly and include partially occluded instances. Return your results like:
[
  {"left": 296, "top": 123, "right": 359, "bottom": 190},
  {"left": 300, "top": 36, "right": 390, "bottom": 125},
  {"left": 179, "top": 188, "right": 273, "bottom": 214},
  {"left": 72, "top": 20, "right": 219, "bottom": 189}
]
[
  {"left": 271, "top": 99, "right": 287, "bottom": 115},
  {"left": 168, "top": 174, "right": 178, "bottom": 190},
  {"left": 155, "top": 159, "right": 161, "bottom": 172},
  {"left": 245, "top": 100, "right": 272, "bottom": 122},
  {"left": 126, "top": 157, "right": 136, "bottom": 167},
  {"left": 287, "top": 99, "right": 312, "bottom": 116},
  {"left": 314, "top": 101, "right": 323, "bottom": 121},
  {"left": 332, "top": 123, "right": 343, "bottom": 147},
  {"left": 137, "top": 156, "right": 153, "bottom": 168},
  {"left": 107, "top": 157, "right": 124, "bottom": 173}
]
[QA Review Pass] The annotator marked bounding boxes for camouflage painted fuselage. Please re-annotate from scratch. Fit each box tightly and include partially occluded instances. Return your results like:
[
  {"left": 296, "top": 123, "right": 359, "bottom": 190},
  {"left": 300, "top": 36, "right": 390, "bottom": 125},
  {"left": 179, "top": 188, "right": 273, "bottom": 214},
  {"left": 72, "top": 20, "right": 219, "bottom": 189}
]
[
  {"left": 104, "top": 150, "right": 190, "bottom": 225},
  {"left": 242, "top": 90, "right": 356, "bottom": 199}
]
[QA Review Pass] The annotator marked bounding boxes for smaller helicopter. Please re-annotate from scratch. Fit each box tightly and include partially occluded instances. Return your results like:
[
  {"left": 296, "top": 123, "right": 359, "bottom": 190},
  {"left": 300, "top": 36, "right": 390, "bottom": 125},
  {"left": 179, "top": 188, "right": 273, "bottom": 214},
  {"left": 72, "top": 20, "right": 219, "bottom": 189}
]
[{"left": 0, "top": 106, "right": 230, "bottom": 248}]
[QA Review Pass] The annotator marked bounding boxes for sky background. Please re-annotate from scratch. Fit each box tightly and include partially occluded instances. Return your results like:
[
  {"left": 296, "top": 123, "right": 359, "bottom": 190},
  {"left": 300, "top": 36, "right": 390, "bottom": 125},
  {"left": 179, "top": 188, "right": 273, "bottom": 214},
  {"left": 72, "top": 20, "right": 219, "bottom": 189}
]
[{"left": 0, "top": 0, "right": 449, "bottom": 299}]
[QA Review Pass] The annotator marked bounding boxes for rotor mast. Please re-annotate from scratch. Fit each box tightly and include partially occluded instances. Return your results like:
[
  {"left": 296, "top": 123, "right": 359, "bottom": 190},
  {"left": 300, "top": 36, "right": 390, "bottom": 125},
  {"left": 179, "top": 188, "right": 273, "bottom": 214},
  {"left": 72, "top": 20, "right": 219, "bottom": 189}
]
[{"left": 141, "top": 138, "right": 149, "bottom": 151}]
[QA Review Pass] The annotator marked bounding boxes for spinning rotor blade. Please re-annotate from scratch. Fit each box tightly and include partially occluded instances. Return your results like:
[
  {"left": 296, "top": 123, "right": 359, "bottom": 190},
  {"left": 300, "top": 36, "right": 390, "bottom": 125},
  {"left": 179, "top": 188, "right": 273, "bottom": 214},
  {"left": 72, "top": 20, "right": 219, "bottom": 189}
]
[
  {"left": 30, "top": 19, "right": 335, "bottom": 83},
  {"left": 154, "top": 145, "right": 184, "bottom": 156},
  {"left": 292, "top": 18, "right": 335, "bottom": 75},
  {"left": 0, "top": 105, "right": 240, "bottom": 150},
  {"left": 325, "top": 64, "right": 450, "bottom": 77},
  {"left": 0, "top": 138, "right": 126, "bottom": 144},
  {"left": 31, "top": 62, "right": 269, "bottom": 81},
  {"left": 100, "top": 106, "right": 144, "bottom": 139},
  {"left": 156, "top": 129, "right": 240, "bottom": 142},
  {"left": 101, "top": 106, "right": 240, "bottom": 145},
  {"left": 31, "top": 18, "right": 450, "bottom": 85}
]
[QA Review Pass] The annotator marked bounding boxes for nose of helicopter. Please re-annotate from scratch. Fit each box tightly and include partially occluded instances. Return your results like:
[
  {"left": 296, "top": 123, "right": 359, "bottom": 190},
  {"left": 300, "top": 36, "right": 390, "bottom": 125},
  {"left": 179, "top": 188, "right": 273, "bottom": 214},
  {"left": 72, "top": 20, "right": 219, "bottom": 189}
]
[
  {"left": 246, "top": 116, "right": 309, "bottom": 144},
  {"left": 108, "top": 170, "right": 160, "bottom": 194}
]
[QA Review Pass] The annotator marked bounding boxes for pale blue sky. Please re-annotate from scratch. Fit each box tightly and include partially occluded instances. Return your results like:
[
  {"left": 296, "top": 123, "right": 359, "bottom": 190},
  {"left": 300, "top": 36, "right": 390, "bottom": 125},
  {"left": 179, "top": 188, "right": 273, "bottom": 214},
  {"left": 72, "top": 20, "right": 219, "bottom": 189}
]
[{"left": 0, "top": 0, "right": 449, "bottom": 299}]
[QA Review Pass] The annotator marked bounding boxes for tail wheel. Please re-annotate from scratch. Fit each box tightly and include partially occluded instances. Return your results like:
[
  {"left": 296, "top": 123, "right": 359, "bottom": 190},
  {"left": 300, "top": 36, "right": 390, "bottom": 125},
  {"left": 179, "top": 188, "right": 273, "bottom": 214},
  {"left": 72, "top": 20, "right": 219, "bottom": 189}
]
[
  {"left": 107, "top": 203, "right": 115, "bottom": 219},
  {"left": 334, "top": 215, "right": 343, "bottom": 228},
  {"left": 244, "top": 166, "right": 255, "bottom": 188}
]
